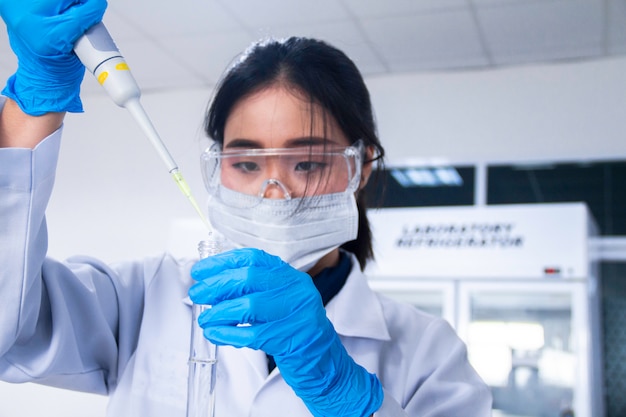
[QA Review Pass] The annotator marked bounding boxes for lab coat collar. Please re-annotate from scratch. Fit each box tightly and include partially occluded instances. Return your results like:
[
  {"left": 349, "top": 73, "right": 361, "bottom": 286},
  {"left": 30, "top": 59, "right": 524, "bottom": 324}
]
[{"left": 325, "top": 253, "right": 391, "bottom": 341}]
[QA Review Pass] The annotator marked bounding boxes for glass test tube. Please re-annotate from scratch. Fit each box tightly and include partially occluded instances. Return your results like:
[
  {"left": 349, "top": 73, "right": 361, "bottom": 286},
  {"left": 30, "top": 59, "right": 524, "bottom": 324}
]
[{"left": 186, "top": 236, "right": 222, "bottom": 417}]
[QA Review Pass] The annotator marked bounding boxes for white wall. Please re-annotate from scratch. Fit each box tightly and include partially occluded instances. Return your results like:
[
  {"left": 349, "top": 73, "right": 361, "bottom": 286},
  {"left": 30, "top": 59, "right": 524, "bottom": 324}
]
[
  {"left": 367, "top": 56, "right": 626, "bottom": 165},
  {"left": 2, "top": 55, "right": 626, "bottom": 416}
]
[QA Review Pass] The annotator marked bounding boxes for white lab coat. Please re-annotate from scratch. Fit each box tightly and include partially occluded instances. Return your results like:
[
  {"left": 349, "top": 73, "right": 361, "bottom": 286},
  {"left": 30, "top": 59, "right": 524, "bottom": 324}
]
[{"left": 0, "top": 119, "right": 492, "bottom": 416}]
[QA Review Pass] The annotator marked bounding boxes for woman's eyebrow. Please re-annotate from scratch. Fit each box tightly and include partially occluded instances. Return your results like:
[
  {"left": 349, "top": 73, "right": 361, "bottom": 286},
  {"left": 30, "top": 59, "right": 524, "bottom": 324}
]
[
  {"left": 224, "top": 137, "right": 339, "bottom": 149},
  {"left": 287, "top": 137, "right": 335, "bottom": 147},
  {"left": 223, "top": 138, "right": 262, "bottom": 149}
]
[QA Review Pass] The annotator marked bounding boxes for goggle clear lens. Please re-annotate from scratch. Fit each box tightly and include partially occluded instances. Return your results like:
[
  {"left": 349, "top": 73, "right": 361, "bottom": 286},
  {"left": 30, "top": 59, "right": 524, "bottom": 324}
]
[{"left": 201, "top": 141, "right": 363, "bottom": 208}]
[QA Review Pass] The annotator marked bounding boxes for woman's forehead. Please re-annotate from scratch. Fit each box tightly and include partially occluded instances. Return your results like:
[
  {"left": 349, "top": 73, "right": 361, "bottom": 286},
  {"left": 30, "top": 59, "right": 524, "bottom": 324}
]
[{"left": 223, "top": 86, "right": 349, "bottom": 148}]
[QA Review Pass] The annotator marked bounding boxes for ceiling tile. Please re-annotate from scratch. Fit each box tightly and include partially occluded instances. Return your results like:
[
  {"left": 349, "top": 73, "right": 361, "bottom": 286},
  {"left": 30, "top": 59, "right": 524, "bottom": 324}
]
[
  {"left": 159, "top": 31, "right": 256, "bottom": 85},
  {"left": 361, "top": 10, "right": 489, "bottom": 72},
  {"left": 244, "top": 20, "right": 387, "bottom": 75},
  {"left": 608, "top": 0, "right": 626, "bottom": 55},
  {"left": 0, "top": 0, "right": 624, "bottom": 95},
  {"left": 216, "top": 0, "right": 351, "bottom": 27},
  {"left": 341, "top": 0, "right": 468, "bottom": 17},
  {"left": 107, "top": 0, "right": 241, "bottom": 37},
  {"left": 477, "top": 0, "right": 605, "bottom": 65},
  {"left": 104, "top": 40, "right": 206, "bottom": 91},
  {"left": 471, "top": 0, "right": 547, "bottom": 6},
  {"left": 99, "top": 8, "right": 147, "bottom": 42}
]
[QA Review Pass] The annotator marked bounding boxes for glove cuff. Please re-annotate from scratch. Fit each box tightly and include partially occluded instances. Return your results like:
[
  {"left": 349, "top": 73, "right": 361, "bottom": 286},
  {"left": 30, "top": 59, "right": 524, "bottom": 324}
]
[
  {"left": 281, "top": 336, "right": 384, "bottom": 417},
  {"left": 304, "top": 363, "right": 384, "bottom": 417}
]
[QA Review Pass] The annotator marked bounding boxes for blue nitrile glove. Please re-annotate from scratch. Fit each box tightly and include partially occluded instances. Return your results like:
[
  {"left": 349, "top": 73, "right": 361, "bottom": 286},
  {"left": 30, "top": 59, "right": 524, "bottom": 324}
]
[
  {"left": 189, "top": 248, "right": 383, "bottom": 417},
  {"left": 0, "top": 0, "right": 107, "bottom": 115}
]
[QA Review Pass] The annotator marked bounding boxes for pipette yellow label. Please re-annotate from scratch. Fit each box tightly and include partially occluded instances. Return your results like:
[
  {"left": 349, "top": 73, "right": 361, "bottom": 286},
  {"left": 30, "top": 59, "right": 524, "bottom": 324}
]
[
  {"left": 97, "top": 72, "right": 109, "bottom": 85},
  {"left": 115, "top": 63, "right": 130, "bottom": 71}
]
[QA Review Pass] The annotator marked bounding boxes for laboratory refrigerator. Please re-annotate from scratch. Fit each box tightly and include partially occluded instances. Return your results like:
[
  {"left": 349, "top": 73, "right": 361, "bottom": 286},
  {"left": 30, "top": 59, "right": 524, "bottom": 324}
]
[{"left": 366, "top": 203, "right": 604, "bottom": 417}]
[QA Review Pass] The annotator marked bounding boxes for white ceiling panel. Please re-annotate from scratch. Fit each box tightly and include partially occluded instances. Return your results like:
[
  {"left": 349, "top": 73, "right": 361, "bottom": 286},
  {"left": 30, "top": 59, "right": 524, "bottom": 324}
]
[
  {"left": 159, "top": 31, "right": 256, "bottom": 86},
  {"left": 107, "top": 0, "right": 240, "bottom": 37},
  {"left": 470, "top": 0, "right": 554, "bottom": 6},
  {"left": 477, "top": 0, "right": 605, "bottom": 65},
  {"left": 246, "top": 18, "right": 360, "bottom": 45},
  {"left": 98, "top": 8, "right": 147, "bottom": 42},
  {"left": 340, "top": 0, "right": 468, "bottom": 17},
  {"left": 242, "top": 19, "right": 388, "bottom": 75},
  {"left": 0, "top": 0, "right": 624, "bottom": 94},
  {"left": 300, "top": 22, "right": 389, "bottom": 75},
  {"left": 216, "top": 0, "right": 351, "bottom": 28},
  {"left": 103, "top": 40, "right": 205, "bottom": 92},
  {"left": 362, "top": 10, "right": 489, "bottom": 72},
  {"left": 608, "top": 0, "right": 626, "bottom": 55}
]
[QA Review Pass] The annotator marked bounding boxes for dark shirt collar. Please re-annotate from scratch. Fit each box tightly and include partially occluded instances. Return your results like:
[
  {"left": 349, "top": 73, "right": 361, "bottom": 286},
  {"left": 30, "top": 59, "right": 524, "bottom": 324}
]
[{"left": 312, "top": 250, "right": 352, "bottom": 306}]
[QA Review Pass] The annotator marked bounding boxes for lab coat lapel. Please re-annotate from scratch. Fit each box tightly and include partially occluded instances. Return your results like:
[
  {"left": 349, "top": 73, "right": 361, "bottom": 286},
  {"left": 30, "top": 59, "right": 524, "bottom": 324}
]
[
  {"left": 325, "top": 254, "right": 391, "bottom": 341},
  {"left": 248, "top": 370, "right": 311, "bottom": 417},
  {"left": 214, "top": 346, "right": 273, "bottom": 416}
]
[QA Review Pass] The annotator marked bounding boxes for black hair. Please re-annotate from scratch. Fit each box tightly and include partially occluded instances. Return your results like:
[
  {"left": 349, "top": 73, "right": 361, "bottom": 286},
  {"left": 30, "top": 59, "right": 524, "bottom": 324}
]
[{"left": 205, "top": 37, "right": 385, "bottom": 270}]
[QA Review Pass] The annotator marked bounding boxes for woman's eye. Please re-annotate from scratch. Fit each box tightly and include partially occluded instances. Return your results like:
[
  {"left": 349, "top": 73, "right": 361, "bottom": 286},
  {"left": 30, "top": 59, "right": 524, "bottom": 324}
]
[
  {"left": 294, "top": 161, "right": 327, "bottom": 172},
  {"left": 231, "top": 161, "right": 259, "bottom": 173}
]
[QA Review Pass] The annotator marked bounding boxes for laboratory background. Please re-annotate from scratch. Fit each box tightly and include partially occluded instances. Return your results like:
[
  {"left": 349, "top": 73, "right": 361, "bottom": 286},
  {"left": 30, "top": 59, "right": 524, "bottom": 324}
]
[{"left": 1, "top": 0, "right": 626, "bottom": 416}]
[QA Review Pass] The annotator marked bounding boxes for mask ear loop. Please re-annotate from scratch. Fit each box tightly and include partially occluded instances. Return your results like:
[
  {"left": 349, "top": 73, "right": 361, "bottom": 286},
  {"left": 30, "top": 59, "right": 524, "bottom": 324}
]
[{"left": 258, "top": 178, "right": 292, "bottom": 200}]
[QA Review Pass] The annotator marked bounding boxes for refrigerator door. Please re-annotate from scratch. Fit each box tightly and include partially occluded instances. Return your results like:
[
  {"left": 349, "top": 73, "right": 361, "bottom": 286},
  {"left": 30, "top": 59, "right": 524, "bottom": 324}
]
[
  {"left": 458, "top": 281, "right": 591, "bottom": 417},
  {"left": 367, "top": 279, "right": 456, "bottom": 328}
]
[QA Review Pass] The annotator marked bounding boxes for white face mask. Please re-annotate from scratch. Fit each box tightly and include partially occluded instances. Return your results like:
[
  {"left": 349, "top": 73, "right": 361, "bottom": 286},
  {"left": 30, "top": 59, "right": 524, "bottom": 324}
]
[{"left": 208, "top": 185, "right": 359, "bottom": 271}]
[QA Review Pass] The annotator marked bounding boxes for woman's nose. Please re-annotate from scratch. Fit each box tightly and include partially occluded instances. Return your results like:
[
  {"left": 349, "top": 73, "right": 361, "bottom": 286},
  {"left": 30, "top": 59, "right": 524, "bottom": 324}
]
[{"left": 259, "top": 178, "right": 292, "bottom": 199}]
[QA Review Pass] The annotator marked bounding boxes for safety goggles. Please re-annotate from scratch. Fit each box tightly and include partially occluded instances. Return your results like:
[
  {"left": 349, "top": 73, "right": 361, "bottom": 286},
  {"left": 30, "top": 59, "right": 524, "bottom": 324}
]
[{"left": 201, "top": 141, "right": 364, "bottom": 207}]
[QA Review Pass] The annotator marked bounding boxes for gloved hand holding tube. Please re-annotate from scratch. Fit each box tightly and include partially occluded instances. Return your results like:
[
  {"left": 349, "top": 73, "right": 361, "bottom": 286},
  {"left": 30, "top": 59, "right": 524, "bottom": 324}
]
[
  {"left": 189, "top": 248, "right": 384, "bottom": 417},
  {"left": 0, "top": 0, "right": 107, "bottom": 116}
]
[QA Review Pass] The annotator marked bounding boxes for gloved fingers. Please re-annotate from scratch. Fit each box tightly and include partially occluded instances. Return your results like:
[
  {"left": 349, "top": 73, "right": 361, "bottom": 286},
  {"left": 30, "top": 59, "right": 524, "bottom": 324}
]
[
  {"left": 197, "top": 301, "right": 280, "bottom": 351},
  {"left": 196, "top": 291, "right": 332, "bottom": 359},
  {"left": 197, "top": 297, "right": 251, "bottom": 327},
  {"left": 197, "top": 289, "right": 298, "bottom": 326},
  {"left": 1, "top": 0, "right": 107, "bottom": 56},
  {"left": 47, "top": 0, "right": 107, "bottom": 51},
  {"left": 11, "top": 0, "right": 86, "bottom": 15},
  {"left": 59, "top": 0, "right": 89, "bottom": 14},
  {"left": 189, "top": 266, "right": 266, "bottom": 305},
  {"left": 202, "top": 323, "right": 265, "bottom": 349},
  {"left": 191, "top": 247, "right": 285, "bottom": 282},
  {"left": 189, "top": 264, "right": 321, "bottom": 329},
  {"left": 190, "top": 249, "right": 311, "bottom": 303}
]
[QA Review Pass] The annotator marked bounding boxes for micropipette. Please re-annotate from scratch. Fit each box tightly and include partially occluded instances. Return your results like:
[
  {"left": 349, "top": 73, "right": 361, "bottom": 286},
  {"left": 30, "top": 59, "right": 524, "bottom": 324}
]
[
  {"left": 73, "top": 22, "right": 212, "bottom": 231},
  {"left": 74, "top": 25, "right": 222, "bottom": 415}
]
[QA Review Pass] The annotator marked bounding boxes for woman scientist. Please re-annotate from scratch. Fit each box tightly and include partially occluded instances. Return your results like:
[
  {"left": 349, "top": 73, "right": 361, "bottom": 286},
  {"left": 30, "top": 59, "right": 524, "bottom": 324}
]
[{"left": 0, "top": 1, "right": 492, "bottom": 416}]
